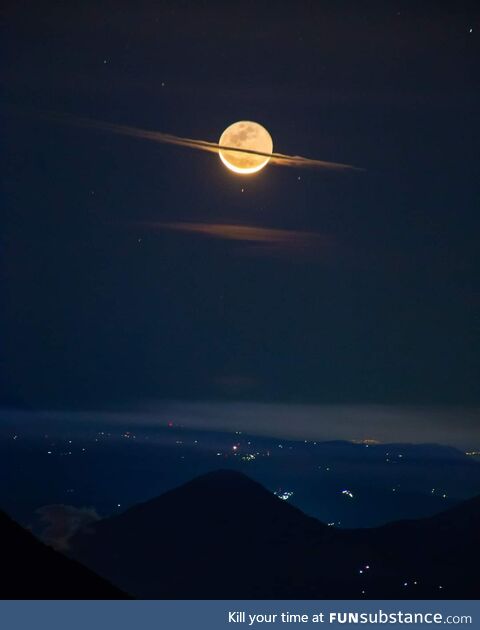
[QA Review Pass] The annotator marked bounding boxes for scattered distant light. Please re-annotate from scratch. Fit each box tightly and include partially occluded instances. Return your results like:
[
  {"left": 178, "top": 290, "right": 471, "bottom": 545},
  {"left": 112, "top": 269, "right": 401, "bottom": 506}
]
[{"left": 275, "top": 490, "right": 294, "bottom": 501}]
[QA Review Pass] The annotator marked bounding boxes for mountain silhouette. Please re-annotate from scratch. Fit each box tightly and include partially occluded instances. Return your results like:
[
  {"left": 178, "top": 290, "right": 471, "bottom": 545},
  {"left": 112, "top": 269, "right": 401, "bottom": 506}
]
[
  {"left": 0, "top": 510, "right": 127, "bottom": 599},
  {"left": 69, "top": 470, "right": 479, "bottom": 599}
]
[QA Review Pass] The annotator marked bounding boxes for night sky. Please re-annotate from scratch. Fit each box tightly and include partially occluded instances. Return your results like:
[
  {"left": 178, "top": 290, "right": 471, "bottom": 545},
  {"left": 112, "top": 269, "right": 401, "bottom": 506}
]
[{"left": 2, "top": 2, "right": 479, "bottom": 443}]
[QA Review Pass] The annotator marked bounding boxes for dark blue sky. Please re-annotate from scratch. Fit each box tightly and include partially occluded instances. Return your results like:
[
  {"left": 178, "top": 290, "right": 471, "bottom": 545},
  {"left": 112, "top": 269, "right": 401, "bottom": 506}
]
[{"left": 2, "top": 1, "right": 479, "bottom": 411}]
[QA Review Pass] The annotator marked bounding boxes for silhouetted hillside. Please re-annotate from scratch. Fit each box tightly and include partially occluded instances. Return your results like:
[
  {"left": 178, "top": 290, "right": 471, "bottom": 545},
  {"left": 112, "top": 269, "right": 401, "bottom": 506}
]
[
  {"left": 69, "top": 470, "right": 480, "bottom": 599},
  {"left": 70, "top": 470, "right": 329, "bottom": 598},
  {"left": 0, "top": 510, "right": 128, "bottom": 599}
]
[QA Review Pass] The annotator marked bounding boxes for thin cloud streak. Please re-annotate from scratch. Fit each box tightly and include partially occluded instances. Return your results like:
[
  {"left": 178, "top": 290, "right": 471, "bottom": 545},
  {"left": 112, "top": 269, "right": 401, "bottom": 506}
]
[
  {"left": 142, "top": 221, "right": 332, "bottom": 259},
  {"left": 150, "top": 222, "right": 325, "bottom": 244},
  {"left": 44, "top": 112, "right": 362, "bottom": 171}
]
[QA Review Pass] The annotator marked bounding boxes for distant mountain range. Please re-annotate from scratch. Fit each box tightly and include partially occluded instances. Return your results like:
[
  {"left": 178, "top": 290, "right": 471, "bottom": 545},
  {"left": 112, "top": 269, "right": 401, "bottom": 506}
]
[
  {"left": 3, "top": 431, "right": 479, "bottom": 529},
  {"left": 0, "top": 510, "right": 126, "bottom": 599},
  {"left": 67, "top": 470, "right": 480, "bottom": 599}
]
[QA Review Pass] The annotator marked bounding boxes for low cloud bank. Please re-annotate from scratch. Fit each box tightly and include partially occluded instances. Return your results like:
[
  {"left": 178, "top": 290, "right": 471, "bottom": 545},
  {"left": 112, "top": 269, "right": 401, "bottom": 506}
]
[{"left": 3, "top": 403, "right": 478, "bottom": 450}]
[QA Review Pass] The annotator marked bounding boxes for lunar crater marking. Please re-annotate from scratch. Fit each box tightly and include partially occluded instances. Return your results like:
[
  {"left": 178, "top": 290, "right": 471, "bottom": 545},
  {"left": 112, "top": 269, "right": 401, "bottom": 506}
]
[{"left": 219, "top": 121, "right": 273, "bottom": 174}]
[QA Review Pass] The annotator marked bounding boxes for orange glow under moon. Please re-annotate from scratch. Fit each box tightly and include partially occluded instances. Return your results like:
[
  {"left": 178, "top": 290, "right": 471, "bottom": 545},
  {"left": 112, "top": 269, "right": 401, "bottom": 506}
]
[{"left": 218, "top": 121, "right": 273, "bottom": 174}]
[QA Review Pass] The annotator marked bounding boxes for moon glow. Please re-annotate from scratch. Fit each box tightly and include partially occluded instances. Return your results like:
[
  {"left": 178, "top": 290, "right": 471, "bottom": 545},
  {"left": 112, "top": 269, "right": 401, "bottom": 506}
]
[{"left": 219, "top": 121, "right": 273, "bottom": 174}]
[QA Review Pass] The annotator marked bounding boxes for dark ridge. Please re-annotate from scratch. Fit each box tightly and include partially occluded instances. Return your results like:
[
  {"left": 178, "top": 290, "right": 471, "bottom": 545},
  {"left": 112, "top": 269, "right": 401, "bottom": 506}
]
[{"left": 0, "top": 510, "right": 129, "bottom": 599}]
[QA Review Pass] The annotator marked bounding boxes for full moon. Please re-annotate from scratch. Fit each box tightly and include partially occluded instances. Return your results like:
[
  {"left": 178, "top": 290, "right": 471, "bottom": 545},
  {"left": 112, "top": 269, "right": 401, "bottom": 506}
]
[{"left": 218, "top": 121, "right": 273, "bottom": 174}]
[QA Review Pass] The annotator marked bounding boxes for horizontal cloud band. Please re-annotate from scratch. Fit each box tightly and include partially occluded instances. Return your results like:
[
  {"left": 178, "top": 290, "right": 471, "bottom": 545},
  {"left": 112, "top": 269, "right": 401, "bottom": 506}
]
[{"left": 44, "top": 112, "right": 363, "bottom": 171}]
